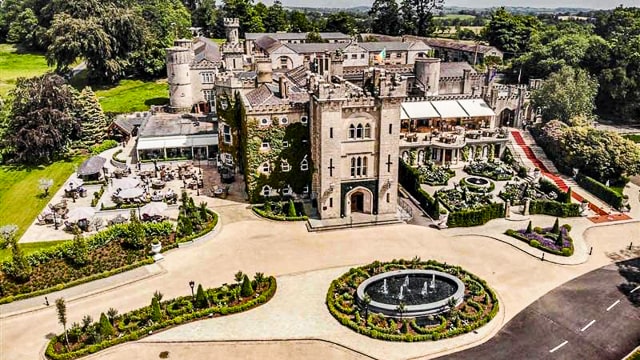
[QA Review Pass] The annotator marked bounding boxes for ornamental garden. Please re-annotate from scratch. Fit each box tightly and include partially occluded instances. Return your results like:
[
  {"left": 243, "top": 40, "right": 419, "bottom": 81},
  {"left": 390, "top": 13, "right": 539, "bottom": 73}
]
[{"left": 326, "top": 259, "right": 498, "bottom": 341}]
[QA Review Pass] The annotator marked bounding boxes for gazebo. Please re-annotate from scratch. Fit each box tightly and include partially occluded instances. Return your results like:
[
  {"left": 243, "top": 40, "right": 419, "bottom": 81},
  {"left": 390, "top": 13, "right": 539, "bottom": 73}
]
[{"left": 77, "top": 156, "right": 107, "bottom": 181}]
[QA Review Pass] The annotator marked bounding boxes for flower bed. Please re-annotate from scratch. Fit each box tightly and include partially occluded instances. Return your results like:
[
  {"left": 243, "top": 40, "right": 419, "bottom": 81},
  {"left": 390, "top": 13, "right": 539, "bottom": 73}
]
[
  {"left": 464, "top": 160, "right": 513, "bottom": 181},
  {"left": 438, "top": 188, "right": 494, "bottom": 212},
  {"left": 418, "top": 162, "right": 456, "bottom": 186},
  {"left": 326, "top": 259, "right": 498, "bottom": 342},
  {"left": 505, "top": 221, "right": 574, "bottom": 256},
  {"left": 45, "top": 274, "right": 277, "bottom": 360},
  {"left": 252, "top": 200, "right": 308, "bottom": 221},
  {"left": 0, "top": 194, "right": 217, "bottom": 303}
]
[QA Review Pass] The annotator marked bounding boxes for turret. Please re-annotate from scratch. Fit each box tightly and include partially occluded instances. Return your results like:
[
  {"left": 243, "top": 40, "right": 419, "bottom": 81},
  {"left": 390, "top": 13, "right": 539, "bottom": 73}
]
[
  {"left": 224, "top": 18, "right": 240, "bottom": 44},
  {"left": 166, "top": 45, "right": 194, "bottom": 111},
  {"left": 413, "top": 58, "right": 441, "bottom": 96}
]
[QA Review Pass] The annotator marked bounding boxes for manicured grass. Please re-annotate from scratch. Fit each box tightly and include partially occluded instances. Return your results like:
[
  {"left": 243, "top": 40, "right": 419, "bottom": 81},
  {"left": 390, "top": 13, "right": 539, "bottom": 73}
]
[
  {"left": 0, "top": 157, "right": 85, "bottom": 240},
  {"left": 0, "top": 43, "right": 53, "bottom": 96},
  {"left": 434, "top": 14, "right": 476, "bottom": 20},
  {"left": 94, "top": 79, "right": 169, "bottom": 114},
  {"left": 623, "top": 134, "right": 640, "bottom": 143},
  {"left": 0, "top": 240, "right": 70, "bottom": 263}
]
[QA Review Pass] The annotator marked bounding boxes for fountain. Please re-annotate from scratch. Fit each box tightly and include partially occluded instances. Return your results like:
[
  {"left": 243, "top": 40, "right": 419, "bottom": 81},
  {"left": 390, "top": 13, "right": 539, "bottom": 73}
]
[{"left": 357, "top": 269, "right": 465, "bottom": 317}]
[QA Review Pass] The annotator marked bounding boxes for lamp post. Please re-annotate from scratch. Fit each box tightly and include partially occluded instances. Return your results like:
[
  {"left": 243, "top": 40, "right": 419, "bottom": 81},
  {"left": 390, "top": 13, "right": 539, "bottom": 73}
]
[
  {"left": 196, "top": 154, "right": 201, "bottom": 196},
  {"left": 53, "top": 210, "right": 59, "bottom": 230},
  {"left": 189, "top": 280, "right": 195, "bottom": 299}
]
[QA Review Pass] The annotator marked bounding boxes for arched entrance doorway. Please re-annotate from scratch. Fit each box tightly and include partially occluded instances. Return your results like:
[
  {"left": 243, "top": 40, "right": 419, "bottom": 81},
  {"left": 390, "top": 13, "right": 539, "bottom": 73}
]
[
  {"left": 345, "top": 187, "right": 374, "bottom": 216},
  {"left": 499, "top": 108, "right": 515, "bottom": 127}
]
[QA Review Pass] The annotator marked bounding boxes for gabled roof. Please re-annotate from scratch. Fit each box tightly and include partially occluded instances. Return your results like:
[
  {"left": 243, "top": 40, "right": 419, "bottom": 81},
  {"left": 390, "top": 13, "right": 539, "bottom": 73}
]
[
  {"left": 358, "top": 42, "right": 412, "bottom": 52},
  {"left": 285, "top": 42, "right": 347, "bottom": 54},
  {"left": 254, "top": 35, "right": 283, "bottom": 53},
  {"left": 78, "top": 156, "right": 107, "bottom": 176},
  {"left": 440, "top": 62, "right": 476, "bottom": 78},
  {"left": 245, "top": 32, "right": 350, "bottom": 41},
  {"left": 195, "top": 37, "right": 221, "bottom": 62}
]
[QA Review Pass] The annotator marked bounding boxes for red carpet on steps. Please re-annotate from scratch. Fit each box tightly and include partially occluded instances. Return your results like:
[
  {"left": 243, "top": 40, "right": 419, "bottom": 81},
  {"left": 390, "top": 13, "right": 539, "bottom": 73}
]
[{"left": 510, "top": 131, "right": 610, "bottom": 217}]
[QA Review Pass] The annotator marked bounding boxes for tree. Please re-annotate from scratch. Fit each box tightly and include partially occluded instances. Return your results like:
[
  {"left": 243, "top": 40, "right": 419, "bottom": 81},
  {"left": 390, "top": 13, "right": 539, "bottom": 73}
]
[
  {"left": 38, "top": 178, "right": 54, "bottom": 197},
  {"left": 305, "top": 31, "right": 324, "bottom": 43},
  {"left": 6, "top": 8, "right": 39, "bottom": 48},
  {"left": 531, "top": 66, "right": 598, "bottom": 124},
  {"left": 177, "top": 214, "right": 194, "bottom": 237},
  {"left": 287, "top": 199, "right": 296, "bottom": 217},
  {"left": 254, "top": 272, "right": 265, "bottom": 286},
  {"left": 192, "top": 0, "right": 221, "bottom": 37},
  {"left": 234, "top": 270, "right": 244, "bottom": 285},
  {"left": 55, "top": 298, "right": 70, "bottom": 349},
  {"left": 98, "top": 312, "right": 115, "bottom": 338},
  {"left": 69, "top": 233, "right": 89, "bottom": 266},
  {"left": 151, "top": 296, "right": 162, "bottom": 322},
  {"left": 400, "top": 0, "right": 444, "bottom": 37},
  {"left": 565, "top": 188, "right": 572, "bottom": 204},
  {"left": 263, "top": 0, "right": 288, "bottom": 33},
  {"left": 4, "top": 74, "right": 80, "bottom": 164},
  {"left": 0, "top": 224, "right": 18, "bottom": 249},
  {"left": 324, "top": 12, "right": 357, "bottom": 35},
  {"left": 240, "top": 274, "right": 254, "bottom": 297},
  {"left": 125, "top": 209, "right": 146, "bottom": 249},
  {"left": 526, "top": 220, "right": 532, "bottom": 234},
  {"left": 222, "top": 0, "right": 264, "bottom": 36},
  {"left": 8, "top": 239, "right": 32, "bottom": 281},
  {"left": 106, "top": 308, "right": 118, "bottom": 323},
  {"left": 288, "top": 10, "right": 311, "bottom": 33},
  {"left": 74, "top": 87, "right": 108, "bottom": 149},
  {"left": 482, "top": 7, "right": 541, "bottom": 56},
  {"left": 552, "top": 218, "right": 560, "bottom": 235},
  {"left": 195, "top": 284, "right": 208, "bottom": 308},
  {"left": 369, "top": 0, "right": 402, "bottom": 36}
]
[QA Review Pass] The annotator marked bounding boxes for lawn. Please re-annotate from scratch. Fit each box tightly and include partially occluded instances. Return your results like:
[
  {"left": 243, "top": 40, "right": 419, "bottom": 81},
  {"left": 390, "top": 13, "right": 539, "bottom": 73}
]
[
  {"left": 0, "top": 43, "right": 53, "bottom": 96},
  {"left": 623, "top": 134, "right": 640, "bottom": 143},
  {"left": 0, "top": 240, "right": 70, "bottom": 263},
  {"left": 0, "top": 157, "right": 85, "bottom": 240},
  {"left": 434, "top": 14, "right": 476, "bottom": 21},
  {"left": 95, "top": 79, "right": 169, "bottom": 114}
]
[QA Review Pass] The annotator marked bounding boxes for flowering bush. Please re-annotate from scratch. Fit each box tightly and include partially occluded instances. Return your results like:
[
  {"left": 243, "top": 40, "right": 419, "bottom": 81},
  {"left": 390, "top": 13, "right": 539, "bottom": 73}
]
[{"left": 506, "top": 224, "right": 574, "bottom": 256}]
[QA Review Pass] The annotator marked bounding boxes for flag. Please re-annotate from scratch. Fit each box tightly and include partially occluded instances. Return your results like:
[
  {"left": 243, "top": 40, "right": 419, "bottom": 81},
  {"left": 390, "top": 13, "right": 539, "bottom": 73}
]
[{"left": 376, "top": 48, "right": 386, "bottom": 62}]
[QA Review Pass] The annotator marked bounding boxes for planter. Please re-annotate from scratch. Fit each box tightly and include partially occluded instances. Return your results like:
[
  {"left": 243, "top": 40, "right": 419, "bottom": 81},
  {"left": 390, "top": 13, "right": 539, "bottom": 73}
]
[
  {"left": 151, "top": 242, "right": 163, "bottom": 262},
  {"left": 436, "top": 212, "right": 449, "bottom": 229}
]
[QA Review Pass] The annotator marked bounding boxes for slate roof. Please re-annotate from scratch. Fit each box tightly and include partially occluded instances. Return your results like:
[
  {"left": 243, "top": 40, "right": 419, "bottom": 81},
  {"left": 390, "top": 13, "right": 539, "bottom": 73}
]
[
  {"left": 439, "top": 62, "right": 477, "bottom": 78},
  {"left": 78, "top": 156, "right": 107, "bottom": 176},
  {"left": 244, "top": 82, "right": 308, "bottom": 107},
  {"left": 195, "top": 37, "right": 221, "bottom": 62},
  {"left": 285, "top": 42, "right": 347, "bottom": 54},
  {"left": 358, "top": 42, "right": 413, "bottom": 52},
  {"left": 254, "top": 35, "right": 282, "bottom": 53},
  {"left": 245, "top": 32, "right": 350, "bottom": 41}
]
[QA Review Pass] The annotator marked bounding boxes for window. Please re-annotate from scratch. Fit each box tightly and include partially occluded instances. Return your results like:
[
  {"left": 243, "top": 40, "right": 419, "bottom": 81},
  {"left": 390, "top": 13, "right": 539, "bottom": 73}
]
[
  {"left": 356, "top": 157, "right": 362, "bottom": 176},
  {"left": 389, "top": 123, "right": 393, "bottom": 134},
  {"left": 396, "top": 53, "right": 402, "bottom": 58},
  {"left": 303, "top": 185, "right": 309, "bottom": 194},
  {"left": 261, "top": 142, "right": 270, "bottom": 150},
  {"left": 281, "top": 160, "right": 290, "bottom": 172},
  {"left": 329, "top": 198, "right": 333, "bottom": 207},
  {"left": 350, "top": 157, "right": 356, "bottom": 177},
  {"left": 262, "top": 185, "right": 271, "bottom": 196},
  {"left": 282, "top": 185, "right": 292, "bottom": 196},
  {"left": 262, "top": 162, "right": 270, "bottom": 173},
  {"left": 362, "top": 156, "right": 368, "bottom": 176},
  {"left": 351, "top": 156, "right": 367, "bottom": 177},
  {"left": 301, "top": 116, "right": 308, "bottom": 124},
  {"left": 330, "top": 127, "right": 333, "bottom": 138},
  {"left": 282, "top": 140, "right": 289, "bottom": 148},
  {"left": 260, "top": 118, "right": 270, "bottom": 126},
  {"left": 223, "top": 153, "right": 233, "bottom": 165},
  {"left": 351, "top": 54, "right": 357, "bottom": 59},
  {"left": 356, "top": 124, "right": 363, "bottom": 139},
  {"left": 364, "top": 123, "right": 371, "bottom": 138},
  {"left": 360, "top": 54, "right": 365, "bottom": 59},
  {"left": 300, "top": 157, "right": 309, "bottom": 171},
  {"left": 280, "top": 116, "right": 288, "bottom": 125},
  {"left": 203, "top": 90, "right": 214, "bottom": 101},
  {"left": 200, "top": 72, "right": 214, "bottom": 84},
  {"left": 387, "top": 193, "right": 390, "bottom": 202},
  {"left": 348, "top": 124, "right": 355, "bottom": 139},
  {"left": 222, "top": 125, "right": 232, "bottom": 144}
]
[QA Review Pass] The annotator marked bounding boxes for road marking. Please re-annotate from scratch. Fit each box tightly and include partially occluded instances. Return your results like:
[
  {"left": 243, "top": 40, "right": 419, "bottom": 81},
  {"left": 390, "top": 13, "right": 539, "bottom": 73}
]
[
  {"left": 606, "top": 300, "right": 620, "bottom": 311},
  {"left": 550, "top": 340, "right": 568, "bottom": 353},
  {"left": 581, "top": 320, "right": 596, "bottom": 332},
  {"left": 631, "top": 286, "right": 640, "bottom": 294}
]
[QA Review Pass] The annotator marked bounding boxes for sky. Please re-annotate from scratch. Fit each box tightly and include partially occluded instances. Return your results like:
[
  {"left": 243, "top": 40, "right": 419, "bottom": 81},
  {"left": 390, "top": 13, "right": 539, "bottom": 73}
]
[{"left": 262, "top": 0, "right": 640, "bottom": 10}]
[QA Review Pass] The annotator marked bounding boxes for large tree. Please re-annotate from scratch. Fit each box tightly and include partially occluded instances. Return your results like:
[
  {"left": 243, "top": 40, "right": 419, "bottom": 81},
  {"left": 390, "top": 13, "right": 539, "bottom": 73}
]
[
  {"left": 222, "top": 0, "right": 264, "bottom": 35},
  {"left": 369, "top": 0, "right": 402, "bottom": 36},
  {"left": 482, "top": 7, "right": 541, "bottom": 57},
  {"left": 400, "top": 0, "right": 444, "bottom": 37},
  {"left": 74, "top": 87, "right": 109, "bottom": 148},
  {"left": 4, "top": 74, "right": 81, "bottom": 164},
  {"left": 263, "top": 0, "right": 288, "bottom": 33},
  {"left": 531, "top": 66, "right": 598, "bottom": 124},
  {"left": 324, "top": 12, "right": 358, "bottom": 35}
]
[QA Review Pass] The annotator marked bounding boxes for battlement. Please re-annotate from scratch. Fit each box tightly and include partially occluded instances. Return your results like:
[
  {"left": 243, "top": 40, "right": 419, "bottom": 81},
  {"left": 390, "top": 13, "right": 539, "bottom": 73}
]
[
  {"left": 222, "top": 42, "right": 244, "bottom": 53},
  {"left": 215, "top": 72, "right": 255, "bottom": 89},
  {"left": 224, "top": 18, "right": 239, "bottom": 27},
  {"left": 246, "top": 102, "right": 306, "bottom": 115}
]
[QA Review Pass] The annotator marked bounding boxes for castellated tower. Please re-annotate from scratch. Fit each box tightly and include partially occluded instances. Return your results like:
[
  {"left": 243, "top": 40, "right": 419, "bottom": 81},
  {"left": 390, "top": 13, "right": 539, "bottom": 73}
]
[
  {"left": 166, "top": 41, "right": 195, "bottom": 111},
  {"left": 414, "top": 58, "right": 441, "bottom": 96},
  {"left": 309, "top": 69, "right": 407, "bottom": 220},
  {"left": 222, "top": 18, "right": 244, "bottom": 71}
]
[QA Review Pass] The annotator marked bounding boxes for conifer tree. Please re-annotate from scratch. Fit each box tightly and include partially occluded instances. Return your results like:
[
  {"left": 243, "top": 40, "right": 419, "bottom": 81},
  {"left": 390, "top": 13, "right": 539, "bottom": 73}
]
[
  {"left": 195, "top": 284, "right": 208, "bottom": 309},
  {"left": 74, "top": 87, "right": 109, "bottom": 148},
  {"left": 98, "top": 312, "right": 115, "bottom": 337},
  {"left": 151, "top": 297, "right": 162, "bottom": 322},
  {"left": 241, "top": 274, "right": 254, "bottom": 297}
]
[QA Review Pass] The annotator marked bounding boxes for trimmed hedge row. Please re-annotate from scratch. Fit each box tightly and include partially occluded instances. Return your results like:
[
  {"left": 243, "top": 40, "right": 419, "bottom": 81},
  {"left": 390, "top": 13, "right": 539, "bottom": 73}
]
[
  {"left": 538, "top": 178, "right": 571, "bottom": 203},
  {"left": 576, "top": 174, "right": 625, "bottom": 209},
  {"left": 505, "top": 229, "right": 574, "bottom": 257},
  {"left": 446, "top": 203, "right": 504, "bottom": 228},
  {"left": 529, "top": 200, "right": 581, "bottom": 217},
  {"left": 399, "top": 160, "right": 439, "bottom": 218},
  {"left": 252, "top": 206, "right": 308, "bottom": 221},
  {"left": 326, "top": 260, "right": 500, "bottom": 342},
  {"left": 45, "top": 276, "right": 277, "bottom": 360}
]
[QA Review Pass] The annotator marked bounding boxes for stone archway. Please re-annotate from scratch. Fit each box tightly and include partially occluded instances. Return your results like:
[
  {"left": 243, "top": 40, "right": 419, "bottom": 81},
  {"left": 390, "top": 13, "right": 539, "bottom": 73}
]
[
  {"left": 499, "top": 108, "right": 515, "bottom": 127},
  {"left": 345, "top": 187, "right": 374, "bottom": 217}
]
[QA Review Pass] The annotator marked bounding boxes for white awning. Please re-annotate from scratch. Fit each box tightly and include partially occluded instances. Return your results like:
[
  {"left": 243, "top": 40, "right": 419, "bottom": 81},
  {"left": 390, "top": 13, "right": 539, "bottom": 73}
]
[
  {"left": 430, "top": 100, "right": 469, "bottom": 118},
  {"left": 401, "top": 101, "right": 440, "bottom": 119},
  {"left": 137, "top": 135, "right": 218, "bottom": 150},
  {"left": 457, "top": 99, "right": 496, "bottom": 117}
]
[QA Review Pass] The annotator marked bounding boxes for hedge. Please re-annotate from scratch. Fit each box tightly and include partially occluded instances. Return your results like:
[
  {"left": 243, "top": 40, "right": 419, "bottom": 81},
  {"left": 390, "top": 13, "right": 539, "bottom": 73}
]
[
  {"left": 446, "top": 203, "right": 504, "bottom": 228},
  {"left": 45, "top": 276, "right": 277, "bottom": 360},
  {"left": 505, "top": 229, "right": 574, "bottom": 257},
  {"left": 529, "top": 200, "right": 581, "bottom": 217},
  {"left": 538, "top": 178, "right": 571, "bottom": 203},
  {"left": 176, "top": 210, "right": 219, "bottom": 243},
  {"left": 399, "top": 160, "right": 439, "bottom": 218},
  {"left": 252, "top": 203, "right": 308, "bottom": 221},
  {"left": 576, "top": 174, "right": 624, "bottom": 209},
  {"left": 90, "top": 140, "right": 118, "bottom": 155}
]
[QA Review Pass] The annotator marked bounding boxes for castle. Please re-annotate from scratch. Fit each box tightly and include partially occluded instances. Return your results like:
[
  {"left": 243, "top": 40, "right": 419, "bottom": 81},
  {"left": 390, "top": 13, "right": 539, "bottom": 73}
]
[{"left": 162, "top": 18, "right": 537, "bottom": 222}]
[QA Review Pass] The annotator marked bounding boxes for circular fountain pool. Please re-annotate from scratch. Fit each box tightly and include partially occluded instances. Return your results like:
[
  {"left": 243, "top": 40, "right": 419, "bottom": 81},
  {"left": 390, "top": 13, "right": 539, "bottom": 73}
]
[
  {"left": 465, "top": 177, "right": 490, "bottom": 186},
  {"left": 356, "top": 269, "right": 465, "bottom": 317}
]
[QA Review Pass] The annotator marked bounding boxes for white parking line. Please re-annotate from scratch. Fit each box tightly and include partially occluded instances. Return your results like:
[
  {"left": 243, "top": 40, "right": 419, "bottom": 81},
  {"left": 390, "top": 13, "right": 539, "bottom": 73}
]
[
  {"left": 581, "top": 320, "right": 596, "bottom": 332},
  {"left": 550, "top": 340, "right": 568, "bottom": 353},
  {"left": 606, "top": 300, "right": 620, "bottom": 311},
  {"left": 631, "top": 286, "right": 640, "bottom": 294}
]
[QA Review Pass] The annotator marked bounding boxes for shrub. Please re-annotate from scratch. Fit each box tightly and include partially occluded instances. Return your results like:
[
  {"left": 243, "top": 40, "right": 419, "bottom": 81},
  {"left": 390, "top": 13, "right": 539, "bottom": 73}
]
[
  {"left": 561, "top": 224, "right": 572, "bottom": 232},
  {"left": 552, "top": 218, "right": 560, "bottom": 234},
  {"left": 446, "top": 203, "right": 504, "bottom": 228},
  {"left": 195, "top": 284, "right": 208, "bottom": 309},
  {"left": 287, "top": 199, "right": 296, "bottom": 217},
  {"left": 529, "top": 200, "right": 581, "bottom": 217},
  {"left": 151, "top": 297, "right": 162, "bottom": 322},
  {"left": 90, "top": 140, "right": 118, "bottom": 155},
  {"left": 576, "top": 174, "right": 624, "bottom": 209},
  {"left": 99, "top": 313, "right": 115, "bottom": 338},
  {"left": 526, "top": 221, "right": 532, "bottom": 234},
  {"left": 562, "top": 248, "right": 572, "bottom": 256},
  {"left": 241, "top": 275, "right": 254, "bottom": 297},
  {"left": 530, "top": 240, "right": 540, "bottom": 248}
]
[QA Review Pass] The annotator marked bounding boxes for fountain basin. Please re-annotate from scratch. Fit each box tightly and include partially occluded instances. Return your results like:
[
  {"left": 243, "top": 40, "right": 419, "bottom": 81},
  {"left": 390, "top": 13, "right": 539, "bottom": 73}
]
[
  {"left": 465, "top": 177, "right": 490, "bottom": 186},
  {"left": 356, "top": 269, "right": 465, "bottom": 317}
]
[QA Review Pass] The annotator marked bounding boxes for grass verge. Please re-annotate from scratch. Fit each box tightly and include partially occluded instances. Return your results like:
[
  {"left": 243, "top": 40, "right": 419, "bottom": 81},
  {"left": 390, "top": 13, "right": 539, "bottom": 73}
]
[
  {"left": 0, "top": 43, "right": 52, "bottom": 96},
  {"left": 95, "top": 79, "right": 169, "bottom": 114}
]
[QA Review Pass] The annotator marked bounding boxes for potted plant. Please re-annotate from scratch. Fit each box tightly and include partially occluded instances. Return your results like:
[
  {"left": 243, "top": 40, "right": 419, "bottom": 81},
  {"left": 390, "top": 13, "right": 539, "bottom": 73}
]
[{"left": 150, "top": 239, "right": 163, "bottom": 261}]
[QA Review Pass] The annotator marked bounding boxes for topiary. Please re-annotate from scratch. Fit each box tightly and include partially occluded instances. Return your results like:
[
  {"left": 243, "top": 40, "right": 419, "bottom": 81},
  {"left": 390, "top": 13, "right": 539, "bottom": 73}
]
[
  {"left": 526, "top": 221, "right": 532, "bottom": 234},
  {"left": 552, "top": 218, "right": 560, "bottom": 234},
  {"left": 241, "top": 274, "right": 254, "bottom": 297},
  {"left": 195, "top": 284, "right": 208, "bottom": 309},
  {"left": 529, "top": 240, "right": 540, "bottom": 248},
  {"left": 99, "top": 312, "right": 115, "bottom": 338},
  {"left": 151, "top": 297, "right": 162, "bottom": 322},
  {"left": 287, "top": 199, "right": 296, "bottom": 217}
]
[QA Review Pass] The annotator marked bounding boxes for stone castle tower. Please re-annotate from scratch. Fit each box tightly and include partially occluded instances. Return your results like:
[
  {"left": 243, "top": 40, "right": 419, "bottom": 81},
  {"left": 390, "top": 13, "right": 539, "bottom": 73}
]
[
  {"left": 221, "top": 18, "right": 244, "bottom": 71},
  {"left": 166, "top": 39, "right": 195, "bottom": 111},
  {"left": 310, "top": 66, "right": 407, "bottom": 220}
]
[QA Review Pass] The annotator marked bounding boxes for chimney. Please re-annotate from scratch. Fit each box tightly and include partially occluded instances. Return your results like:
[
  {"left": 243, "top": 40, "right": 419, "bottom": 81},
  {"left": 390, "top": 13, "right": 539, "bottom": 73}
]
[
  {"left": 279, "top": 76, "right": 289, "bottom": 99},
  {"left": 255, "top": 57, "right": 273, "bottom": 85},
  {"left": 462, "top": 68, "right": 472, "bottom": 94}
]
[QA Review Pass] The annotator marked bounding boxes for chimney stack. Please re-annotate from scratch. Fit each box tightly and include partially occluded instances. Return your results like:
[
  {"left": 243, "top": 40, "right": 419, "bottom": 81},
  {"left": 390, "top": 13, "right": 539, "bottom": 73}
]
[{"left": 279, "top": 76, "right": 289, "bottom": 99}]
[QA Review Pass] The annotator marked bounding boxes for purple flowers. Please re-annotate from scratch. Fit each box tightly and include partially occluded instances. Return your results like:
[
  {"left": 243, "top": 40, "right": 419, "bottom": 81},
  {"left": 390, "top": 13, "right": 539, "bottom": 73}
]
[{"left": 514, "top": 227, "right": 571, "bottom": 251}]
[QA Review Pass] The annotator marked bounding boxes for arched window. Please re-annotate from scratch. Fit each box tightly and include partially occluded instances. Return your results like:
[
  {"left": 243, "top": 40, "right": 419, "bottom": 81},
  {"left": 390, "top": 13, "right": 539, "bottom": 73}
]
[
  {"left": 300, "top": 157, "right": 309, "bottom": 171},
  {"left": 364, "top": 123, "right": 371, "bottom": 138},
  {"left": 350, "top": 157, "right": 356, "bottom": 177},
  {"left": 362, "top": 156, "right": 368, "bottom": 176},
  {"left": 348, "top": 124, "right": 356, "bottom": 139},
  {"left": 356, "top": 157, "right": 362, "bottom": 176},
  {"left": 262, "top": 185, "right": 271, "bottom": 196},
  {"left": 281, "top": 159, "right": 290, "bottom": 172},
  {"left": 262, "top": 162, "right": 270, "bottom": 173},
  {"left": 356, "top": 124, "right": 363, "bottom": 139}
]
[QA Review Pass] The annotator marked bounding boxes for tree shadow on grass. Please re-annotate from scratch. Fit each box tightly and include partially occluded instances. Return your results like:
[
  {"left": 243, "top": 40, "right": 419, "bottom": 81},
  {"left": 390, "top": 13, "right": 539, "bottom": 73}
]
[{"left": 145, "top": 97, "right": 169, "bottom": 106}]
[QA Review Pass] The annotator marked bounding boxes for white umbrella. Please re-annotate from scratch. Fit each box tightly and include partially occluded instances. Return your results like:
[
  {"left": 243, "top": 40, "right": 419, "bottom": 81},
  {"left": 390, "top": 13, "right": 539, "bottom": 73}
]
[
  {"left": 67, "top": 207, "right": 96, "bottom": 222},
  {"left": 113, "top": 177, "right": 140, "bottom": 189},
  {"left": 140, "top": 202, "right": 168, "bottom": 216},
  {"left": 68, "top": 176, "right": 84, "bottom": 188},
  {"left": 118, "top": 187, "right": 144, "bottom": 199}
]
